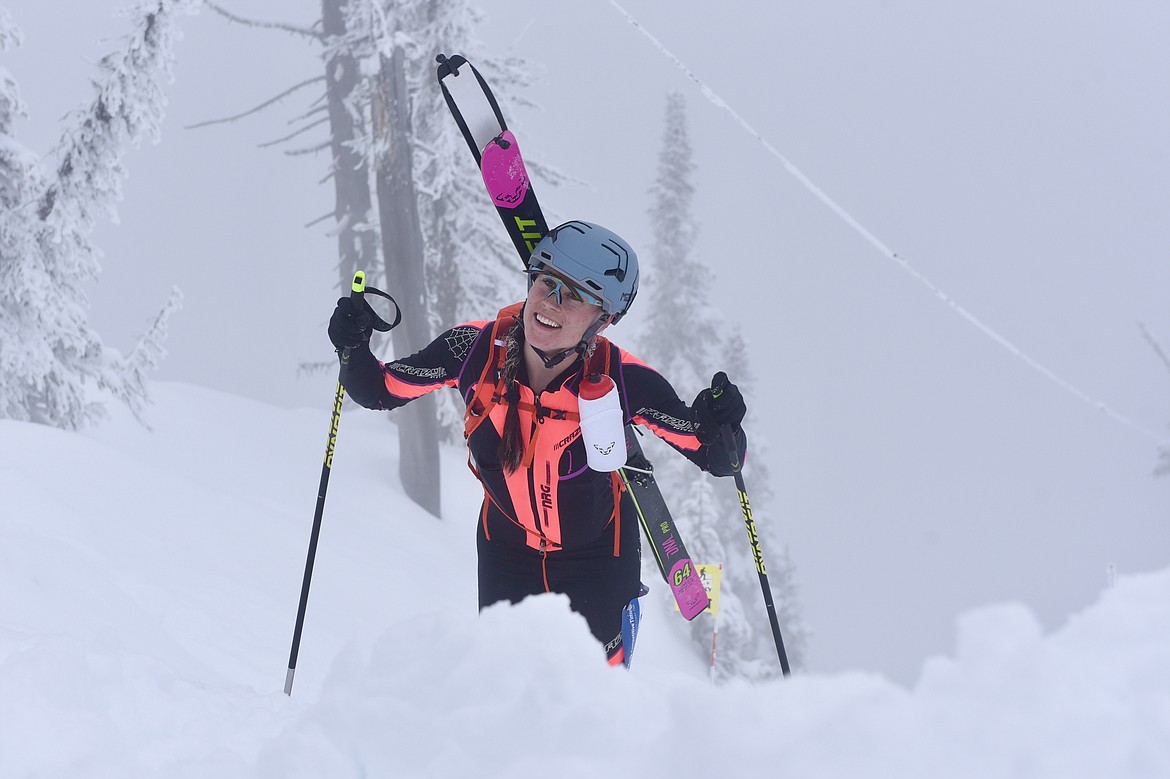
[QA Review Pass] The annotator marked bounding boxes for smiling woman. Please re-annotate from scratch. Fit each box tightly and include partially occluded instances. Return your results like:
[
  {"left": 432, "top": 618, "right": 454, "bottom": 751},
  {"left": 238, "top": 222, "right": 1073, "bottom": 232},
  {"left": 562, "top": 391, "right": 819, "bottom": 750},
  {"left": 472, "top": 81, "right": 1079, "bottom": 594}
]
[
  {"left": 327, "top": 219, "right": 748, "bottom": 669},
  {"left": 523, "top": 271, "right": 606, "bottom": 370}
]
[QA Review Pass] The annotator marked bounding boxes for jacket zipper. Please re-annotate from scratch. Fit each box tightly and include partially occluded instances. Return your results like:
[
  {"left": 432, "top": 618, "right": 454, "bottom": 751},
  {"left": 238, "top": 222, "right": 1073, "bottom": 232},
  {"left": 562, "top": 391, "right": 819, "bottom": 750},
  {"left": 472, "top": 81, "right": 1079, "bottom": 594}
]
[{"left": 527, "top": 392, "right": 545, "bottom": 535}]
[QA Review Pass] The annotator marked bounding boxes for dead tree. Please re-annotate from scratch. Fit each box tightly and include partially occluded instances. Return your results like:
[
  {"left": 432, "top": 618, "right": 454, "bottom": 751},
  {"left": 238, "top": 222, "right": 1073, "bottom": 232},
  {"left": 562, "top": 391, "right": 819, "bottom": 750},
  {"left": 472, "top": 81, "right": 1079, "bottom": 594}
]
[
  {"left": 203, "top": 0, "right": 443, "bottom": 516},
  {"left": 372, "top": 42, "right": 441, "bottom": 516}
]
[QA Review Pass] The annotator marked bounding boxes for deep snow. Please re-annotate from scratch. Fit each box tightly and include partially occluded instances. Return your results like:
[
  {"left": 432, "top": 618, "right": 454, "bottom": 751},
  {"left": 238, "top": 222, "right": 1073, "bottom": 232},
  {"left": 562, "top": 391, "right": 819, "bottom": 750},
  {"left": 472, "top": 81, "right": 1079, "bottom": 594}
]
[{"left": 1, "top": 382, "right": 1168, "bottom": 778}]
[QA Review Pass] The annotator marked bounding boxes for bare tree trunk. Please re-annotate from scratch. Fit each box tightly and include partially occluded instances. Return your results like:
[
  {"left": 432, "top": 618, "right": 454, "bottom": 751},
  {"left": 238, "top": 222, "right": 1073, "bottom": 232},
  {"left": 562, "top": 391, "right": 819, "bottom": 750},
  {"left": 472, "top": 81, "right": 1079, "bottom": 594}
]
[
  {"left": 322, "top": 0, "right": 375, "bottom": 291},
  {"left": 372, "top": 44, "right": 442, "bottom": 518}
]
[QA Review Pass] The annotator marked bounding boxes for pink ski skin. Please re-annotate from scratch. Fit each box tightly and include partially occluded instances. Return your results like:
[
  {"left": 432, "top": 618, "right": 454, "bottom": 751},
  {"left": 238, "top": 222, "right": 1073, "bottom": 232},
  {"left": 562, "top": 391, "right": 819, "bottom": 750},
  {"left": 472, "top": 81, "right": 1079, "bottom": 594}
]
[
  {"left": 670, "top": 559, "right": 710, "bottom": 621},
  {"left": 481, "top": 131, "right": 530, "bottom": 209}
]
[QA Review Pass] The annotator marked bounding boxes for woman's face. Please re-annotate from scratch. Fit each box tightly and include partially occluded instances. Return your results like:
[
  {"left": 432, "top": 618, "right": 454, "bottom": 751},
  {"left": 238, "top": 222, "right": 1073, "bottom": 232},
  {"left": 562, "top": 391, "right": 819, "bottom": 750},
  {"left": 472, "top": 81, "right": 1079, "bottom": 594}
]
[{"left": 523, "top": 271, "right": 607, "bottom": 354}]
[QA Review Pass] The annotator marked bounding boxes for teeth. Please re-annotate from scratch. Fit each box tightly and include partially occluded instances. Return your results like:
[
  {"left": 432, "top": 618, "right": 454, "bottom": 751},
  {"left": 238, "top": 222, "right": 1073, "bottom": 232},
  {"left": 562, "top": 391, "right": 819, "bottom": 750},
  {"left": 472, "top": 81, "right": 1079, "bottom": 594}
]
[{"left": 535, "top": 313, "right": 561, "bottom": 328}]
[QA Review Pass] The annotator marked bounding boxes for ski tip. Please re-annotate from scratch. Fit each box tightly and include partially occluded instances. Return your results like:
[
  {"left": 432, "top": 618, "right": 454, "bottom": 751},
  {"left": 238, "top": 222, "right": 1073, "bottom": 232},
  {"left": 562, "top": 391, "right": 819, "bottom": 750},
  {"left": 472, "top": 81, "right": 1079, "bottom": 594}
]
[{"left": 435, "top": 52, "right": 468, "bottom": 80}]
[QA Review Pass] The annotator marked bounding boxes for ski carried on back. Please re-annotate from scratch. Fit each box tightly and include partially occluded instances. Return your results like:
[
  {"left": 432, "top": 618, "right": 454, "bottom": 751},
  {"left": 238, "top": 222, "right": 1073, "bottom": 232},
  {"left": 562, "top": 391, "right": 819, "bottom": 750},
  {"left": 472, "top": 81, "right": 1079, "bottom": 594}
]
[
  {"left": 436, "top": 52, "right": 708, "bottom": 621},
  {"left": 436, "top": 53, "right": 548, "bottom": 264},
  {"left": 619, "top": 427, "right": 710, "bottom": 620}
]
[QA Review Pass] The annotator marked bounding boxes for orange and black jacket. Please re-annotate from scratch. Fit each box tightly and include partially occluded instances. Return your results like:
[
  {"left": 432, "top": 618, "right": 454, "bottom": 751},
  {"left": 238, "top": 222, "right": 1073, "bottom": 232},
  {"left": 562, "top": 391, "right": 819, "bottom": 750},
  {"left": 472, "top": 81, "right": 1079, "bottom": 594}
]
[{"left": 341, "top": 307, "right": 747, "bottom": 556}]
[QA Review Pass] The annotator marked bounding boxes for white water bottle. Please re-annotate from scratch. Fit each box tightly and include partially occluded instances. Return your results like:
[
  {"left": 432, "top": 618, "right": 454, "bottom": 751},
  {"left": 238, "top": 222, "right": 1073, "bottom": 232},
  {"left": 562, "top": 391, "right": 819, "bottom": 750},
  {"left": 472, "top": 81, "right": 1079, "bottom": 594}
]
[{"left": 578, "top": 373, "right": 627, "bottom": 472}]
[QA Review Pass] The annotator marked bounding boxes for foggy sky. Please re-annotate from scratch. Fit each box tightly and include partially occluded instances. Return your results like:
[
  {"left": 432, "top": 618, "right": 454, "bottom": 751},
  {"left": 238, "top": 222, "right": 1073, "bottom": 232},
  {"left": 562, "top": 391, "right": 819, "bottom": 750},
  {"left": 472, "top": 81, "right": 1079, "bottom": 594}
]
[{"left": 4, "top": 0, "right": 1168, "bottom": 683}]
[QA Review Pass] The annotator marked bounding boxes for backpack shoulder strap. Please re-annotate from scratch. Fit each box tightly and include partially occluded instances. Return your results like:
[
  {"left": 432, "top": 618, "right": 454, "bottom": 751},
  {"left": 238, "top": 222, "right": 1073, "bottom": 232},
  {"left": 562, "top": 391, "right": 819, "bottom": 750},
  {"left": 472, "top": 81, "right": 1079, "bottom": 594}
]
[{"left": 463, "top": 301, "right": 525, "bottom": 441}]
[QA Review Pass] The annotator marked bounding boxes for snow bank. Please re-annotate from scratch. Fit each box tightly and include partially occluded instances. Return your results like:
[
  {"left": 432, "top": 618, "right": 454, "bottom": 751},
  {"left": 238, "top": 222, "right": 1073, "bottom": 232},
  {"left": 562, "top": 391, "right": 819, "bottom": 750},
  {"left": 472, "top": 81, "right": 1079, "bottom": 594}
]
[{"left": 1, "top": 383, "right": 1167, "bottom": 777}]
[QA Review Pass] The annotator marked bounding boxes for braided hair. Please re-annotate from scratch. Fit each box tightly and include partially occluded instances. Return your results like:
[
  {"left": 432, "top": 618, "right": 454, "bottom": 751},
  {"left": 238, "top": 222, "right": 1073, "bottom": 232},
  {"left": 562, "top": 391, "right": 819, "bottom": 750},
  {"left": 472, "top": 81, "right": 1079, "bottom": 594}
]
[{"left": 498, "top": 319, "right": 525, "bottom": 473}]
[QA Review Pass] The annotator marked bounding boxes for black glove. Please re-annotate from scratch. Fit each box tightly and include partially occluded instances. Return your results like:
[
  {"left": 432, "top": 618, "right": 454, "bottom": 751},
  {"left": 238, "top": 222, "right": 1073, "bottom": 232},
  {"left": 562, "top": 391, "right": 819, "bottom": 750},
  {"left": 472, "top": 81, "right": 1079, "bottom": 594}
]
[
  {"left": 693, "top": 371, "right": 747, "bottom": 445},
  {"left": 328, "top": 296, "right": 372, "bottom": 352}
]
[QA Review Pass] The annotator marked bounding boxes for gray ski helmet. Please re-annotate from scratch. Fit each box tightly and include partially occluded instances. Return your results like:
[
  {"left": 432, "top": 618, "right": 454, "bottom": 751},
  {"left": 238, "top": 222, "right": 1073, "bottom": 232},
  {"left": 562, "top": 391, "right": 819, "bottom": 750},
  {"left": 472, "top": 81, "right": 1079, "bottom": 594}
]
[{"left": 528, "top": 221, "right": 639, "bottom": 323}]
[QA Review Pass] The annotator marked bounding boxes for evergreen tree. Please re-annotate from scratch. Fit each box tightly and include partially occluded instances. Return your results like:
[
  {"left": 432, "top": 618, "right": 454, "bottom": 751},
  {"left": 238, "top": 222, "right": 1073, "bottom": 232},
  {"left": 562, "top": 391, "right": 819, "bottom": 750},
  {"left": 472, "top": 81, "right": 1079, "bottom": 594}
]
[
  {"left": 639, "top": 91, "right": 807, "bottom": 680},
  {"left": 0, "top": 2, "right": 189, "bottom": 429},
  {"left": 209, "top": 0, "right": 530, "bottom": 448},
  {"left": 712, "top": 327, "right": 809, "bottom": 674},
  {"left": 640, "top": 91, "right": 721, "bottom": 390},
  {"left": 389, "top": 0, "right": 534, "bottom": 440},
  {"left": 0, "top": 9, "right": 48, "bottom": 423}
]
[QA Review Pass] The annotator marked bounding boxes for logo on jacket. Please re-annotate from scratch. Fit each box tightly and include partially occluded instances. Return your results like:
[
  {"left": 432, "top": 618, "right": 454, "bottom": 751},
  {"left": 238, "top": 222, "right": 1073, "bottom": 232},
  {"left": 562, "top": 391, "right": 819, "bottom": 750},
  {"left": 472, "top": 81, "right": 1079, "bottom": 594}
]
[
  {"left": 593, "top": 441, "right": 616, "bottom": 456},
  {"left": 553, "top": 428, "right": 582, "bottom": 451}
]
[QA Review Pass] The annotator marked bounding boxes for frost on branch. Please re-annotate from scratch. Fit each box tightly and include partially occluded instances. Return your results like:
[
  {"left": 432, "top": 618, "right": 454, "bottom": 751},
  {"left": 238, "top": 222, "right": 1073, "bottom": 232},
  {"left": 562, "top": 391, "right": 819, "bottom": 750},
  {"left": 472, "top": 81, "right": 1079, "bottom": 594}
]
[{"left": 0, "top": 1, "right": 196, "bottom": 429}]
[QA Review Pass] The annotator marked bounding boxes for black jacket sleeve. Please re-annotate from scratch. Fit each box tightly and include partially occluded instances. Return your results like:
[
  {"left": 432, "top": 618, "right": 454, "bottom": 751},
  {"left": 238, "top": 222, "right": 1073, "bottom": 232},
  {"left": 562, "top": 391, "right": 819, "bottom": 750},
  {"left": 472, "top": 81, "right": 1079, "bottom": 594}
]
[
  {"left": 338, "top": 323, "right": 489, "bottom": 411},
  {"left": 615, "top": 346, "right": 748, "bottom": 477}
]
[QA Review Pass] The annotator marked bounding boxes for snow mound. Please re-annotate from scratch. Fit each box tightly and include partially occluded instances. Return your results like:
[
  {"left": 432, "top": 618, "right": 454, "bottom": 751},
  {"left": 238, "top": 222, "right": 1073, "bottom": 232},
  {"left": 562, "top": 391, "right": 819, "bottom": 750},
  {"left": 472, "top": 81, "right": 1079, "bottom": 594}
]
[{"left": 1, "top": 383, "right": 1168, "bottom": 777}]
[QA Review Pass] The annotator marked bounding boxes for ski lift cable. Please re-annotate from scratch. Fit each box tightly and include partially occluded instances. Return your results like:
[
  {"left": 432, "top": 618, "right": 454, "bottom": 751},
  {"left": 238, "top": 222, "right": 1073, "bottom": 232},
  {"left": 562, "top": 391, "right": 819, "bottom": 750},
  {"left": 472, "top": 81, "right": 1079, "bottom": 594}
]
[{"left": 608, "top": 0, "right": 1166, "bottom": 446}]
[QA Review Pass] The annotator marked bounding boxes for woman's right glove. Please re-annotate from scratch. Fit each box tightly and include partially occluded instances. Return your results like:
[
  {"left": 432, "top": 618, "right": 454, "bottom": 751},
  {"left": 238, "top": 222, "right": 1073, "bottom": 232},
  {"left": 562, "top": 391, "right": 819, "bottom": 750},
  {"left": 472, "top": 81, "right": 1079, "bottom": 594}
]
[{"left": 327, "top": 296, "right": 372, "bottom": 352}]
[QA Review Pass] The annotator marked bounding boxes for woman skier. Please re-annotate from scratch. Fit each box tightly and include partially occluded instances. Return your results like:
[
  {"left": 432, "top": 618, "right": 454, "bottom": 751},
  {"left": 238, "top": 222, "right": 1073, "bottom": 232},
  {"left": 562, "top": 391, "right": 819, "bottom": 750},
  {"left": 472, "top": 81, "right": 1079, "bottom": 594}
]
[{"left": 327, "top": 220, "right": 747, "bottom": 666}]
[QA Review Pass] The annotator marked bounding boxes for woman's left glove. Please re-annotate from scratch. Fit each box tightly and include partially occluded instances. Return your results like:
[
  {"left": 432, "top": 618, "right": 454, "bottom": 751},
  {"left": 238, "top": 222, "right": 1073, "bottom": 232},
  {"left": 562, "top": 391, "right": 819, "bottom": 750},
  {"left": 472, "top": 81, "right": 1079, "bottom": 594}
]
[
  {"left": 328, "top": 296, "right": 372, "bottom": 352},
  {"left": 693, "top": 371, "right": 747, "bottom": 444}
]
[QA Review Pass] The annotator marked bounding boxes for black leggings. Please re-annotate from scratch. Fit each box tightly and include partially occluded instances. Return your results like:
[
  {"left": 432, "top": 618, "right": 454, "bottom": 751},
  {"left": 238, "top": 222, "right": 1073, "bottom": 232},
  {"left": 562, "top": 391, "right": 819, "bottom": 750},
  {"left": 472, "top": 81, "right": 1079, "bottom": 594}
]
[{"left": 476, "top": 509, "right": 641, "bottom": 656}]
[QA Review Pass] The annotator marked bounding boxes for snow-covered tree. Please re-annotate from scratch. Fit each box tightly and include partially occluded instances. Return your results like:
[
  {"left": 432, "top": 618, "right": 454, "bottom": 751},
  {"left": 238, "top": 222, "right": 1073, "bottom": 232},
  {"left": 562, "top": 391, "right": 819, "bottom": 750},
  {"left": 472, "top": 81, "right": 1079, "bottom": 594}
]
[
  {"left": 354, "top": 0, "right": 530, "bottom": 442},
  {"left": 714, "top": 327, "right": 809, "bottom": 674},
  {"left": 206, "top": 0, "right": 533, "bottom": 514},
  {"left": 0, "top": 2, "right": 189, "bottom": 429},
  {"left": 383, "top": 0, "right": 536, "bottom": 440},
  {"left": 640, "top": 91, "right": 722, "bottom": 390},
  {"left": 638, "top": 91, "right": 806, "bottom": 680},
  {"left": 0, "top": 9, "right": 46, "bottom": 423},
  {"left": 404, "top": 3, "right": 523, "bottom": 315}
]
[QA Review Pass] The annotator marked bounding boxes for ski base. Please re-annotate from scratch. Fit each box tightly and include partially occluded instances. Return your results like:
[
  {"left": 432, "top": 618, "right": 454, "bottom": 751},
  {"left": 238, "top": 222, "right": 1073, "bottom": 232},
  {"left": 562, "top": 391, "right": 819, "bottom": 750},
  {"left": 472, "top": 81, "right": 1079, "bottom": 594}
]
[{"left": 620, "top": 427, "right": 710, "bottom": 620}]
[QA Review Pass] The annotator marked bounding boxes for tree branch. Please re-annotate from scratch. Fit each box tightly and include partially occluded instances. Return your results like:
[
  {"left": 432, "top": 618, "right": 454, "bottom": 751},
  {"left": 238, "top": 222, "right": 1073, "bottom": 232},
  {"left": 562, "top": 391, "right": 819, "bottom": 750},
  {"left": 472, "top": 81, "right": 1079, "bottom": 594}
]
[
  {"left": 205, "top": 2, "right": 322, "bottom": 41},
  {"left": 297, "top": 360, "right": 335, "bottom": 376},
  {"left": 257, "top": 116, "right": 328, "bottom": 149},
  {"left": 1140, "top": 322, "right": 1170, "bottom": 376},
  {"left": 285, "top": 140, "right": 332, "bottom": 157},
  {"left": 185, "top": 76, "right": 325, "bottom": 130},
  {"left": 288, "top": 103, "right": 329, "bottom": 125},
  {"left": 304, "top": 211, "right": 335, "bottom": 229}
]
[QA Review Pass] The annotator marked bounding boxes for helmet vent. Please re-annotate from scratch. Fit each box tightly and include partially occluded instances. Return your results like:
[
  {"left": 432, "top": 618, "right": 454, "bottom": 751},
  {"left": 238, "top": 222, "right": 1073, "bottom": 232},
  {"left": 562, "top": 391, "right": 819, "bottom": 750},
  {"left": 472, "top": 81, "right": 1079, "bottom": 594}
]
[{"left": 601, "top": 243, "right": 627, "bottom": 282}]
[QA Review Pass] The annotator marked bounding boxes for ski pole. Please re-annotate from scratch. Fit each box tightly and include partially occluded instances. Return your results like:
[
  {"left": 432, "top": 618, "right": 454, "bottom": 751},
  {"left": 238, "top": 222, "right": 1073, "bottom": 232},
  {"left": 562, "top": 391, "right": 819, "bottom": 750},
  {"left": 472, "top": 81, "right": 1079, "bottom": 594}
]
[
  {"left": 285, "top": 270, "right": 371, "bottom": 696},
  {"left": 713, "top": 382, "right": 791, "bottom": 676}
]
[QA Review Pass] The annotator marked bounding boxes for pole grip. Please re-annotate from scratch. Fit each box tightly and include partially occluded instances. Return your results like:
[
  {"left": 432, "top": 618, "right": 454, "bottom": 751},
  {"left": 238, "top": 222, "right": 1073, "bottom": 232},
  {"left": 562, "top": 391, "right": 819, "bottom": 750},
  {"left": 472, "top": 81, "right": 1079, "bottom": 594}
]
[
  {"left": 710, "top": 377, "right": 741, "bottom": 472},
  {"left": 340, "top": 270, "right": 368, "bottom": 365}
]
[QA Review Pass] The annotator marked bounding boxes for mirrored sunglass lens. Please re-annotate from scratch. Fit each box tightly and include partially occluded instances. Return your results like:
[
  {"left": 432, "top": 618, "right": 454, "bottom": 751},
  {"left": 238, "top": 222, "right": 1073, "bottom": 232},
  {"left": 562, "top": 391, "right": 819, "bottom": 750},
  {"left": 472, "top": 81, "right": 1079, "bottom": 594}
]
[
  {"left": 532, "top": 272, "right": 600, "bottom": 307},
  {"left": 543, "top": 276, "right": 564, "bottom": 304},
  {"left": 577, "top": 286, "right": 602, "bottom": 306}
]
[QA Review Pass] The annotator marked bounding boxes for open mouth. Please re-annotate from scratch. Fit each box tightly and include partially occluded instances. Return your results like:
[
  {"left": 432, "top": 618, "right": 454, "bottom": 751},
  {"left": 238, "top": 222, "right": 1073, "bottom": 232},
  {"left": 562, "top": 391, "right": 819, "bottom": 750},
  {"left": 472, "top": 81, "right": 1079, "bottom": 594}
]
[{"left": 534, "top": 312, "right": 561, "bottom": 329}]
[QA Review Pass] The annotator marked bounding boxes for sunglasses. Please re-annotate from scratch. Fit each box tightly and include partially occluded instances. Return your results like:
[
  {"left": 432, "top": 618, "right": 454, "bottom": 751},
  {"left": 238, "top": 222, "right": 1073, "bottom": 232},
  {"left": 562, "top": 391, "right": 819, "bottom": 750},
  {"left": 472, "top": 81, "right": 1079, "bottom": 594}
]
[{"left": 528, "top": 271, "right": 603, "bottom": 308}]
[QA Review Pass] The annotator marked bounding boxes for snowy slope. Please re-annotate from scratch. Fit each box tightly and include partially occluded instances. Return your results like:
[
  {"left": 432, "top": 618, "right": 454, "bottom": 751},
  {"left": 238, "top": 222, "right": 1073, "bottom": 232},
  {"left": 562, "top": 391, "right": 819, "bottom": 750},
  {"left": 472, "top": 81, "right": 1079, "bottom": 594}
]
[{"left": 1, "top": 383, "right": 1168, "bottom": 778}]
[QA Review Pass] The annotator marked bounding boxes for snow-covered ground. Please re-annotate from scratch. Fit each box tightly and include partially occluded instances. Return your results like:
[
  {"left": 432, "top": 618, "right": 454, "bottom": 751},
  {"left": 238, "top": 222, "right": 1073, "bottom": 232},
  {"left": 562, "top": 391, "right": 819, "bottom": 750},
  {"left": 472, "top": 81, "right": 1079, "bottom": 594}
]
[{"left": 1, "top": 382, "right": 1167, "bottom": 778}]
